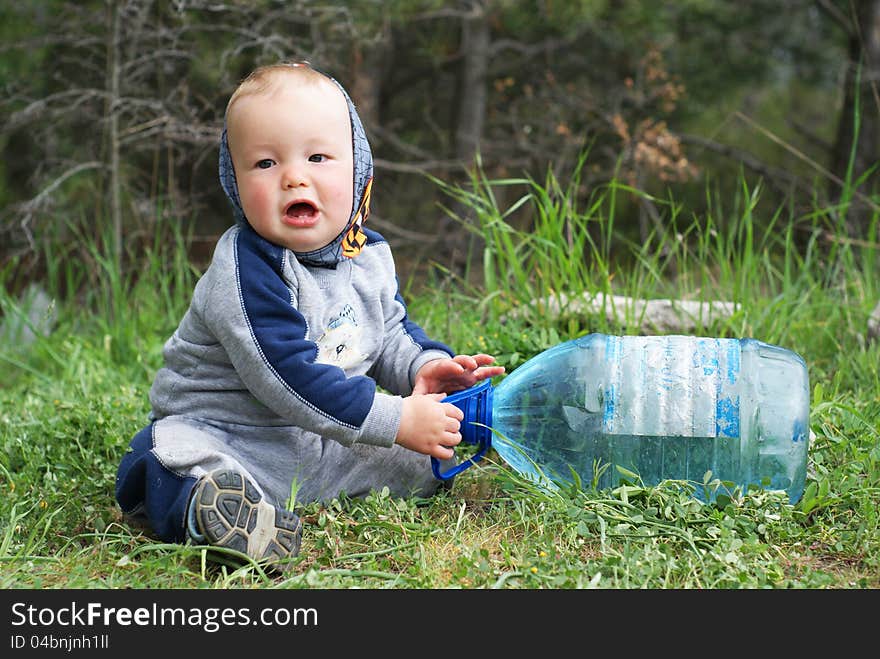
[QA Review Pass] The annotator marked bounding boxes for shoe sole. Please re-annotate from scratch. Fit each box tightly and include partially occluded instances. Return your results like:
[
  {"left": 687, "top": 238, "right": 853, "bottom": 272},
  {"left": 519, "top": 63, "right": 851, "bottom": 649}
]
[{"left": 193, "top": 469, "right": 302, "bottom": 566}]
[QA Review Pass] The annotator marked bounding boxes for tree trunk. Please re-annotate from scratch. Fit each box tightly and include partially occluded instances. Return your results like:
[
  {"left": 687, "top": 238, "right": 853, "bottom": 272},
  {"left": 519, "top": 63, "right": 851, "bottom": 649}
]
[
  {"left": 432, "top": 1, "right": 492, "bottom": 271},
  {"left": 829, "top": 0, "right": 880, "bottom": 237},
  {"left": 350, "top": 19, "right": 391, "bottom": 130},
  {"left": 106, "top": 0, "right": 122, "bottom": 271},
  {"left": 455, "top": 1, "right": 490, "bottom": 164}
]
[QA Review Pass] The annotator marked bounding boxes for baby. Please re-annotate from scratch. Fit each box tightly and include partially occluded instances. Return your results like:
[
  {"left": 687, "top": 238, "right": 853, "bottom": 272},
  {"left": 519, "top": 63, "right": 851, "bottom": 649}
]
[{"left": 115, "top": 61, "right": 503, "bottom": 570}]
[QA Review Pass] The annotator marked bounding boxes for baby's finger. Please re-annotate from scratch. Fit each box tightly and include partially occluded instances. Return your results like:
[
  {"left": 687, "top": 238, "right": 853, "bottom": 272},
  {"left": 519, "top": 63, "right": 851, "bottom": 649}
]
[
  {"left": 435, "top": 444, "right": 456, "bottom": 460},
  {"left": 453, "top": 354, "right": 478, "bottom": 370},
  {"left": 474, "top": 365, "right": 505, "bottom": 379},
  {"left": 443, "top": 402, "right": 464, "bottom": 420}
]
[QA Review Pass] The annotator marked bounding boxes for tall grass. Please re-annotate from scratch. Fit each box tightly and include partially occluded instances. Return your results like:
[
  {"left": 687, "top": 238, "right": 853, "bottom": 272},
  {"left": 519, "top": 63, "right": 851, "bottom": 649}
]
[
  {"left": 1, "top": 164, "right": 878, "bottom": 589},
  {"left": 426, "top": 159, "right": 878, "bottom": 368}
]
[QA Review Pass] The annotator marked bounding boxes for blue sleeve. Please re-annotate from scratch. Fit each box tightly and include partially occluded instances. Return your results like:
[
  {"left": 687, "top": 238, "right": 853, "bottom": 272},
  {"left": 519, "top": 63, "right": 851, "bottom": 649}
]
[{"left": 228, "top": 225, "right": 376, "bottom": 429}]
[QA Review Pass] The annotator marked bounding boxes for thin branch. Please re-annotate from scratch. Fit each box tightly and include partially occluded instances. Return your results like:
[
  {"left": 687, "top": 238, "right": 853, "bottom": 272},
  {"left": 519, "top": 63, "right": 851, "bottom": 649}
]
[
  {"left": 373, "top": 157, "right": 467, "bottom": 175},
  {"left": 679, "top": 132, "right": 810, "bottom": 195},
  {"left": 814, "top": 0, "right": 854, "bottom": 35},
  {"left": 735, "top": 110, "right": 880, "bottom": 212},
  {"left": 2, "top": 161, "right": 105, "bottom": 250},
  {"left": 22, "top": 161, "right": 105, "bottom": 209},
  {"left": 4, "top": 89, "right": 108, "bottom": 132},
  {"left": 363, "top": 214, "right": 440, "bottom": 245}
]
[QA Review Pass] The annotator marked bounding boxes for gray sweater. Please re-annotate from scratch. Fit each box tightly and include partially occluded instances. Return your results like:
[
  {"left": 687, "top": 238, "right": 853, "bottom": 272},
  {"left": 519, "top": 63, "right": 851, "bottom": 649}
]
[{"left": 149, "top": 222, "right": 453, "bottom": 449}]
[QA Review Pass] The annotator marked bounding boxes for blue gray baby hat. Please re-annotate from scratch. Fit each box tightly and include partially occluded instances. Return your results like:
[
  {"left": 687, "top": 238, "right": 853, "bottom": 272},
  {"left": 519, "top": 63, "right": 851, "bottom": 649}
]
[{"left": 218, "top": 63, "right": 374, "bottom": 268}]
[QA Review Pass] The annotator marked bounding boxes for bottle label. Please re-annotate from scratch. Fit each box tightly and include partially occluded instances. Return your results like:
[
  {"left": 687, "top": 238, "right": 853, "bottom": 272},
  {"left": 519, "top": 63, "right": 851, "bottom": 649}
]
[{"left": 602, "top": 335, "right": 741, "bottom": 439}]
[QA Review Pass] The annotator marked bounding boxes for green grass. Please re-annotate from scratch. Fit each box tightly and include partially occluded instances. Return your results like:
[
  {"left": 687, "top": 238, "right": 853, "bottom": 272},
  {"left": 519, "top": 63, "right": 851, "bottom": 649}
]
[{"left": 1, "top": 164, "right": 878, "bottom": 589}]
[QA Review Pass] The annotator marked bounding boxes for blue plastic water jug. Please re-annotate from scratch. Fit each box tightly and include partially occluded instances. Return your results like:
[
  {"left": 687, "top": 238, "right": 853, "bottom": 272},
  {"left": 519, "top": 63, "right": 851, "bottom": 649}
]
[{"left": 433, "top": 334, "right": 811, "bottom": 503}]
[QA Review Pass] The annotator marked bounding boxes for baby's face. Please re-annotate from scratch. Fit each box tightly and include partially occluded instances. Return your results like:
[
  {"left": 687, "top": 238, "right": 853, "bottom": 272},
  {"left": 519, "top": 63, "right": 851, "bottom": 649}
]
[{"left": 227, "top": 74, "right": 354, "bottom": 254}]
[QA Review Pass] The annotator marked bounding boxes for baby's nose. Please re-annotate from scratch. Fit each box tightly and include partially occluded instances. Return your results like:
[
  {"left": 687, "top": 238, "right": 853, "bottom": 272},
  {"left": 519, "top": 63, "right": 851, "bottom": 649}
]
[{"left": 282, "top": 165, "right": 307, "bottom": 188}]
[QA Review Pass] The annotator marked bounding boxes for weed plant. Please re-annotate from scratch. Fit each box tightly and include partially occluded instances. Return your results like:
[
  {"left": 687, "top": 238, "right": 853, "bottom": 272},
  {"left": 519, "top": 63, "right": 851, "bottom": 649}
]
[{"left": 1, "top": 163, "right": 878, "bottom": 589}]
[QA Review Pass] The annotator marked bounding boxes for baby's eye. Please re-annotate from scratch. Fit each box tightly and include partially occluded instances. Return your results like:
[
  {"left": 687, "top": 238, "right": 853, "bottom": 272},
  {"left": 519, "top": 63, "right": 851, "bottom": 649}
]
[
  {"left": 256, "top": 159, "right": 275, "bottom": 169},
  {"left": 308, "top": 154, "right": 327, "bottom": 163}
]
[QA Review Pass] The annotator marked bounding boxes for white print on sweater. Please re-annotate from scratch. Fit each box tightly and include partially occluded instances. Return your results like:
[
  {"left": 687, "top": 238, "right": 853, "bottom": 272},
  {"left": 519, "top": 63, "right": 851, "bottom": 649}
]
[{"left": 315, "top": 305, "right": 368, "bottom": 370}]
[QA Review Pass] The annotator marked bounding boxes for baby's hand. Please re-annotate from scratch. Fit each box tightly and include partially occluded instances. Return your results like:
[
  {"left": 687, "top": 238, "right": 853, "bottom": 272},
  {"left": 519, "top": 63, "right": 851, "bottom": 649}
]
[
  {"left": 413, "top": 354, "right": 505, "bottom": 395},
  {"left": 396, "top": 394, "right": 464, "bottom": 459}
]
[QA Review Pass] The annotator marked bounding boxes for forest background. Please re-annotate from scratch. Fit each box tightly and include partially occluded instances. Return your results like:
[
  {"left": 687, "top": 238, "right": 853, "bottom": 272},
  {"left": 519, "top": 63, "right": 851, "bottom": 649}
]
[
  {"left": 1, "top": 0, "right": 878, "bottom": 293},
  {"left": 1, "top": 0, "right": 880, "bottom": 594}
]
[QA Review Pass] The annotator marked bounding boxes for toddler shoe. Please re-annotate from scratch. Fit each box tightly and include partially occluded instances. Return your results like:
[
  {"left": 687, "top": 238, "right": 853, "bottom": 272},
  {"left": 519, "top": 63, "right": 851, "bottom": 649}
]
[{"left": 189, "top": 468, "right": 302, "bottom": 571}]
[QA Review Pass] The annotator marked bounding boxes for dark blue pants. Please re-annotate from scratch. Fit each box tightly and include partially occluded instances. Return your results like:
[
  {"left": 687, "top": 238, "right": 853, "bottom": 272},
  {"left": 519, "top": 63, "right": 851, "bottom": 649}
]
[{"left": 115, "top": 423, "right": 198, "bottom": 542}]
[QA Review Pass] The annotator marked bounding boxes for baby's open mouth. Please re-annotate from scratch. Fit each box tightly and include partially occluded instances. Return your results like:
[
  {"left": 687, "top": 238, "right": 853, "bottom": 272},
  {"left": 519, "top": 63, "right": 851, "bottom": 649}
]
[{"left": 285, "top": 201, "right": 317, "bottom": 219}]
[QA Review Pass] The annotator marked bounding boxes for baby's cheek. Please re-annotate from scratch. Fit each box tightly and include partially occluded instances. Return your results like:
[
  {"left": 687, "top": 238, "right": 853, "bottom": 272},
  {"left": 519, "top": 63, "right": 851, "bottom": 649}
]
[
  {"left": 241, "top": 183, "right": 271, "bottom": 216},
  {"left": 334, "top": 186, "right": 353, "bottom": 211}
]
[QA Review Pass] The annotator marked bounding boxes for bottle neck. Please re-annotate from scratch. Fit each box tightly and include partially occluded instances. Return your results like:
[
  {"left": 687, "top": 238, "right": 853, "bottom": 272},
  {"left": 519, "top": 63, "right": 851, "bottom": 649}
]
[{"left": 443, "top": 379, "right": 493, "bottom": 447}]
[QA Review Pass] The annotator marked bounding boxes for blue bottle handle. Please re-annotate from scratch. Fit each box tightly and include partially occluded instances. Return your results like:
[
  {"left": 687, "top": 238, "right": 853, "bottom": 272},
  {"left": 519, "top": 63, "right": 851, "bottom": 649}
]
[
  {"left": 431, "top": 379, "right": 494, "bottom": 481},
  {"left": 431, "top": 442, "right": 491, "bottom": 480}
]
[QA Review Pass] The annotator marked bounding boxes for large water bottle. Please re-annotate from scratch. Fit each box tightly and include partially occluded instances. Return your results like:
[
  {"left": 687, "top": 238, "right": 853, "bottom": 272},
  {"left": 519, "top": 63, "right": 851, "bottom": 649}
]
[{"left": 433, "top": 334, "right": 811, "bottom": 503}]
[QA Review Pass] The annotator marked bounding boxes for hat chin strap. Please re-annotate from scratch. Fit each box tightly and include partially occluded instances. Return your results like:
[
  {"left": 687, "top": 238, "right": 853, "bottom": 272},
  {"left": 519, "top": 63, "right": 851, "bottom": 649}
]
[{"left": 340, "top": 177, "right": 372, "bottom": 259}]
